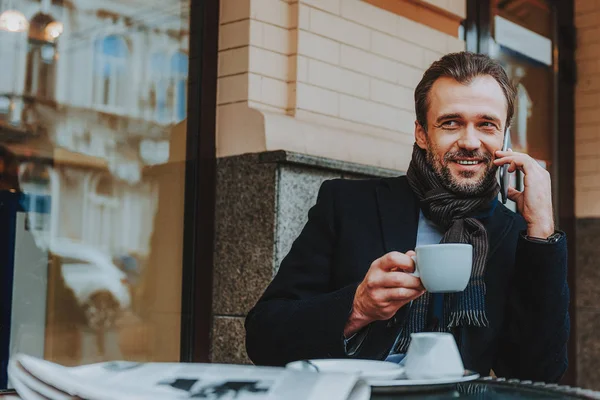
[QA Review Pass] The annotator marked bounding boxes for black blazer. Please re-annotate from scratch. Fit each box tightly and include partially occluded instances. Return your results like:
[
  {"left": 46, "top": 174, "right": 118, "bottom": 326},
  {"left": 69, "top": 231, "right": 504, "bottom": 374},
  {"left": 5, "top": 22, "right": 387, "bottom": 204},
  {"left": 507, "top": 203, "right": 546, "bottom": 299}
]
[{"left": 245, "top": 176, "right": 570, "bottom": 383}]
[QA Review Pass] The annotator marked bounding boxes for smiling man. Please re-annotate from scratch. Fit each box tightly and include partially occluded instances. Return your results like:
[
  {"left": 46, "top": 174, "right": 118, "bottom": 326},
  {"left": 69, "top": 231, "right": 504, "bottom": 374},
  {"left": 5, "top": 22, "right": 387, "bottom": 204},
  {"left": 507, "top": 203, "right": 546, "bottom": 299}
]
[{"left": 245, "top": 52, "right": 569, "bottom": 383}]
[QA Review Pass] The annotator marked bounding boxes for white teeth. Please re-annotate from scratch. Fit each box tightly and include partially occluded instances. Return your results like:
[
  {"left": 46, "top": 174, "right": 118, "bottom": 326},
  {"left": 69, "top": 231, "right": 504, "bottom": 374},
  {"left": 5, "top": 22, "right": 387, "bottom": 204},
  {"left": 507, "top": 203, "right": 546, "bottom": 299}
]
[{"left": 456, "top": 160, "right": 479, "bottom": 165}]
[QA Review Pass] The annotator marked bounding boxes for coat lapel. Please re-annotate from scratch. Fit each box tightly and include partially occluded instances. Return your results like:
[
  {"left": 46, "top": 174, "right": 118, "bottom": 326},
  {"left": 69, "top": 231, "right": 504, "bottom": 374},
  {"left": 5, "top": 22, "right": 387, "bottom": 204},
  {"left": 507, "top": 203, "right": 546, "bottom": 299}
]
[
  {"left": 375, "top": 176, "right": 420, "bottom": 253},
  {"left": 482, "top": 204, "right": 516, "bottom": 260}
]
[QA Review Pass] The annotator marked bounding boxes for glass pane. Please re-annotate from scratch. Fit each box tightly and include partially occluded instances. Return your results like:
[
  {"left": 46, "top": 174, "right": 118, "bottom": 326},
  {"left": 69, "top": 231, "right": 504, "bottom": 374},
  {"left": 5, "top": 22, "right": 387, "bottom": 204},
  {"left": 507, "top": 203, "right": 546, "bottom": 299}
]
[
  {"left": 0, "top": 0, "right": 191, "bottom": 388},
  {"left": 490, "top": 0, "right": 555, "bottom": 210}
]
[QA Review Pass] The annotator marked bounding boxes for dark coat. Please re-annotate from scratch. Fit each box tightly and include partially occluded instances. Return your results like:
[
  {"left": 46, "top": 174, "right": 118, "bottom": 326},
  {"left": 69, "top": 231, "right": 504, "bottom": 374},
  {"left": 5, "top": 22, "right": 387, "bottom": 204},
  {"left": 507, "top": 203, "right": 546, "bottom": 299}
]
[{"left": 245, "top": 176, "right": 570, "bottom": 383}]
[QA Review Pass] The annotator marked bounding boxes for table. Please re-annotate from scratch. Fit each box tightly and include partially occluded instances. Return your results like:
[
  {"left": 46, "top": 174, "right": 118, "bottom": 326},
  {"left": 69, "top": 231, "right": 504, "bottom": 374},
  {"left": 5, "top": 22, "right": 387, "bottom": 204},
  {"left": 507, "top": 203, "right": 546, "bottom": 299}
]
[
  {"left": 3, "top": 378, "right": 600, "bottom": 399},
  {"left": 372, "top": 377, "right": 600, "bottom": 399}
]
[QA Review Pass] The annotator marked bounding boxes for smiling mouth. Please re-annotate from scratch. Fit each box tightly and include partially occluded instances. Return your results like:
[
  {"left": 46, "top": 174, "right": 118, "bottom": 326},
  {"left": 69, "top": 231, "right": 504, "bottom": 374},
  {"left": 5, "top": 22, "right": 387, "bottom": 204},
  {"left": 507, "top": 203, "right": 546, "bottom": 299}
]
[{"left": 454, "top": 160, "right": 482, "bottom": 165}]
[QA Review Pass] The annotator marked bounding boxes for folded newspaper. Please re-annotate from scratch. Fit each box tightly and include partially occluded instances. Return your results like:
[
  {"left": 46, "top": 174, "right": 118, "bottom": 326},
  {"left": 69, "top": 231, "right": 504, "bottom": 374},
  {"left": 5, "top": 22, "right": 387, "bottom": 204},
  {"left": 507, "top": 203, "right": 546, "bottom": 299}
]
[{"left": 7, "top": 354, "right": 370, "bottom": 400}]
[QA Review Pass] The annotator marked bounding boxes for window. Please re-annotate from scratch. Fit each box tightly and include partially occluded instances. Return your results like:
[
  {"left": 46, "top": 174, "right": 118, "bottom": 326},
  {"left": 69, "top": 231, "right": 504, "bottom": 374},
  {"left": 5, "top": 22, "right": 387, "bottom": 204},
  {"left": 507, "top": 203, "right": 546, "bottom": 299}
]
[
  {"left": 82, "top": 173, "right": 157, "bottom": 256},
  {"left": 149, "top": 51, "right": 187, "bottom": 123},
  {"left": 18, "top": 162, "right": 51, "bottom": 197},
  {"left": 93, "top": 35, "right": 129, "bottom": 110},
  {"left": 83, "top": 173, "right": 119, "bottom": 253},
  {"left": 149, "top": 53, "right": 169, "bottom": 122},
  {"left": 25, "top": 13, "right": 58, "bottom": 100},
  {"left": 0, "top": 96, "right": 10, "bottom": 123},
  {"left": 17, "top": 162, "right": 54, "bottom": 238},
  {"left": 170, "top": 51, "right": 188, "bottom": 122},
  {"left": 0, "top": 0, "right": 198, "bottom": 381}
]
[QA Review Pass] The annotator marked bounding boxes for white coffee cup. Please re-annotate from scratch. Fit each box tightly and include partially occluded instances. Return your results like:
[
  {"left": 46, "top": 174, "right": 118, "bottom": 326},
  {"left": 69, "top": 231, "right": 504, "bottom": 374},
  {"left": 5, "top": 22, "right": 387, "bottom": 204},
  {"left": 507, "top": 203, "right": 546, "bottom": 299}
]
[
  {"left": 404, "top": 332, "right": 465, "bottom": 380},
  {"left": 410, "top": 243, "right": 473, "bottom": 293}
]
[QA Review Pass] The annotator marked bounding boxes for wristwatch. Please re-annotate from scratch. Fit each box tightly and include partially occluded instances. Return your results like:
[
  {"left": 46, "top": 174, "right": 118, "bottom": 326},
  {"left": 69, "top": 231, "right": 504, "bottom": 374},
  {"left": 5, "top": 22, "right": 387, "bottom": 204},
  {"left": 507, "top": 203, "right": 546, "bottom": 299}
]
[{"left": 525, "top": 231, "right": 563, "bottom": 244}]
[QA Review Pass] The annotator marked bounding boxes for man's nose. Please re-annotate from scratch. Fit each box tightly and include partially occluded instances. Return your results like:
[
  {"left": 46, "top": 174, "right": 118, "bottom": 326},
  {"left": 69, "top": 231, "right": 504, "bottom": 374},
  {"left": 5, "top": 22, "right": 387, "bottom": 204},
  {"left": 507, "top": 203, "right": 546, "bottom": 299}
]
[{"left": 457, "top": 126, "right": 481, "bottom": 151}]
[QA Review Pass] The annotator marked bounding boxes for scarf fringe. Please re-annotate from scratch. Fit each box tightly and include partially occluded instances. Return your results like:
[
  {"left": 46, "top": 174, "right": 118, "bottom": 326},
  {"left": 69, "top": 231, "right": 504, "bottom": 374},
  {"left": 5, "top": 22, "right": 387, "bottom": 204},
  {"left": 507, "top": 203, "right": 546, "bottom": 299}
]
[
  {"left": 393, "top": 309, "right": 490, "bottom": 354},
  {"left": 448, "top": 310, "right": 489, "bottom": 328},
  {"left": 394, "top": 336, "right": 411, "bottom": 354}
]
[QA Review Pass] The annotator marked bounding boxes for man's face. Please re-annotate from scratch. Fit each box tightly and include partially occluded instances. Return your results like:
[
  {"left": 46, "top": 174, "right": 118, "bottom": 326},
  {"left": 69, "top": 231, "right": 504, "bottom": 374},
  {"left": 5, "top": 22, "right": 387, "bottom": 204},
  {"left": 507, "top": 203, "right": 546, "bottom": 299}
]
[{"left": 415, "top": 75, "right": 507, "bottom": 196}]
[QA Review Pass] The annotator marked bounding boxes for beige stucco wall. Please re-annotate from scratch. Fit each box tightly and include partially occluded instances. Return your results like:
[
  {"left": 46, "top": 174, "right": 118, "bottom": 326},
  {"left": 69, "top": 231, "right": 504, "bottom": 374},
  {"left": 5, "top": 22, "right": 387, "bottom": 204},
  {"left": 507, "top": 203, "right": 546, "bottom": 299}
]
[
  {"left": 217, "top": 0, "right": 466, "bottom": 171},
  {"left": 575, "top": 0, "right": 600, "bottom": 217}
]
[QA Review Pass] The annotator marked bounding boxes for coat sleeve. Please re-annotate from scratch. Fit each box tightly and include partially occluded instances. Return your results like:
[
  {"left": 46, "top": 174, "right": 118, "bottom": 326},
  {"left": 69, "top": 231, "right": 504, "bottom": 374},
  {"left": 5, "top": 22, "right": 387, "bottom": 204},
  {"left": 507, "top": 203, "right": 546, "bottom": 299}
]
[
  {"left": 244, "top": 179, "right": 359, "bottom": 365},
  {"left": 493, "top": 231, "right": 570, "bottom": 383}
]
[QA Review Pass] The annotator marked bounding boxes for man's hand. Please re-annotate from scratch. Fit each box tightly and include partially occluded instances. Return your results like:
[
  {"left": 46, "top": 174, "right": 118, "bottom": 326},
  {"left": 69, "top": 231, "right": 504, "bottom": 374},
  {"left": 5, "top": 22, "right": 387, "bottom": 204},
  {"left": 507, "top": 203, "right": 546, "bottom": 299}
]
[
  {"left": 494, "top": 149, "right": 555, "bottom": 238},
  {"left": 344, "top": 251, "right": 426, "bottom": 337}
]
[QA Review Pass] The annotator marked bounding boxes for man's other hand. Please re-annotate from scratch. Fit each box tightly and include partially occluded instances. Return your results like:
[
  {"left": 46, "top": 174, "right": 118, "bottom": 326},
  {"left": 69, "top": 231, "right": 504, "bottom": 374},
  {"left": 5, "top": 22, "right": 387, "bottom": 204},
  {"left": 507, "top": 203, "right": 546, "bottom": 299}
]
[
  {"left": 344, "top": 251, "right": 426, "bottom": 337},
  {"left": 494, "top": 149, "right": 555, "bottom": 239}
]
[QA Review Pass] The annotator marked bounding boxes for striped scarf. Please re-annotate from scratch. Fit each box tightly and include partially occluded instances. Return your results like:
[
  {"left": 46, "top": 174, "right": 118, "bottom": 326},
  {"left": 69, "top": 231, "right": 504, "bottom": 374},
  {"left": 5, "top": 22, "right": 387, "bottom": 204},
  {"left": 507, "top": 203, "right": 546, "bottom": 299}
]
[{"left": 395, "top": 144, "right": 499, "bottom": 353}]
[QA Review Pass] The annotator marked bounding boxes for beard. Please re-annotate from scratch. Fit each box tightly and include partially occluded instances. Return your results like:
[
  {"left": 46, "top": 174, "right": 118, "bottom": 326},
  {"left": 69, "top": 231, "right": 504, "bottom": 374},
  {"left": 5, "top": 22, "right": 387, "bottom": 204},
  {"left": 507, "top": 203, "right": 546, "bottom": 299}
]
[{"left": 425, "top": 140, "right": 498, "bottom": 196}]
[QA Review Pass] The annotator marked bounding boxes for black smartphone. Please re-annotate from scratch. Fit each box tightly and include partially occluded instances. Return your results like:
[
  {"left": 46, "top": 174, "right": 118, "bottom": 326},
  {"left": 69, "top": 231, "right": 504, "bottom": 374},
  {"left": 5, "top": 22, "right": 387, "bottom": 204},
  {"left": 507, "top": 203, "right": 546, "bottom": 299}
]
[{"left": 499, "top": 130, "right": 510, "bottom": 204}]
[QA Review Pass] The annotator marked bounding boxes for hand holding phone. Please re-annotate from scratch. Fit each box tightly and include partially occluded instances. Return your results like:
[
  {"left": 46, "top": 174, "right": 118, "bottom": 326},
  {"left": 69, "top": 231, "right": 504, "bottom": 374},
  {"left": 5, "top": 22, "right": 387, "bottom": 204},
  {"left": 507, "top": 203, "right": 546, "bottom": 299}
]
[
  {"left": 499, "top": 130, "right": 510, "bottom": 204},
  {"left": 493, "top": 134, "right": 555, "bottom": 238}
]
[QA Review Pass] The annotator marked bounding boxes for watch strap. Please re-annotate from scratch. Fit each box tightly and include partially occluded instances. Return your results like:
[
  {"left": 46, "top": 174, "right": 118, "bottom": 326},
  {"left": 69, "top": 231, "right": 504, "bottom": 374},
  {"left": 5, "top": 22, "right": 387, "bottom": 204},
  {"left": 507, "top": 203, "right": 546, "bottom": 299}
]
[{"left": 526, "top": 231, "right": 562, "bottom": 244}]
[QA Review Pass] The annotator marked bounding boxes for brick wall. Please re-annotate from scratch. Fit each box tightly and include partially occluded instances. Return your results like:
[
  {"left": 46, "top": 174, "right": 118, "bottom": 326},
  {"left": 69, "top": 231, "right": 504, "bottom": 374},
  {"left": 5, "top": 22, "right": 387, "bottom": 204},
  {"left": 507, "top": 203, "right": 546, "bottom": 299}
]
[
  {"left": 217, "top": 0, "right": 465, "bottom": 171},
  {"left": 575, "top": 0, "right": 600, "bottom": 217},
  {"left": 219, "top": 0, "right": 296, "bottom": 111}
]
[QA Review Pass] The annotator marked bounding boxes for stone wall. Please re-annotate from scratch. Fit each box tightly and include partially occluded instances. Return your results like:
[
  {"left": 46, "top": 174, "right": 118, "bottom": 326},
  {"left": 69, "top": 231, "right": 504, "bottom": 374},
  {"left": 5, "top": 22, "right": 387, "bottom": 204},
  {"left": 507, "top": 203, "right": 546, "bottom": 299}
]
[
  {"left": 577, "top": 218, "right": 600, "bottom": 389},
  {"left": 210, "top": 151, "right": 399, "bottom": 363}
]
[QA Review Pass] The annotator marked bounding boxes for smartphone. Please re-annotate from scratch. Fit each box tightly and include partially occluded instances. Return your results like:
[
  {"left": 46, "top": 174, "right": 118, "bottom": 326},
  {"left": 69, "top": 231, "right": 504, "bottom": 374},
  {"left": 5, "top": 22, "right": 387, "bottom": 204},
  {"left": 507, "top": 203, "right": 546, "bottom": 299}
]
[{"left": 499, "top": 130, "right": 510, "bottom": 204}]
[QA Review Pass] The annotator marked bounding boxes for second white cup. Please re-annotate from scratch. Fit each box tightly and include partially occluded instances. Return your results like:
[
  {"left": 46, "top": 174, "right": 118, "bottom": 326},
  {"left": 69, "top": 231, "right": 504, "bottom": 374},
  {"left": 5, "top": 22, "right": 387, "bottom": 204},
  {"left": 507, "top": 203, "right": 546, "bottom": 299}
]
[{"left": 404, "top": 332, "right": 465, "bottom": 380}]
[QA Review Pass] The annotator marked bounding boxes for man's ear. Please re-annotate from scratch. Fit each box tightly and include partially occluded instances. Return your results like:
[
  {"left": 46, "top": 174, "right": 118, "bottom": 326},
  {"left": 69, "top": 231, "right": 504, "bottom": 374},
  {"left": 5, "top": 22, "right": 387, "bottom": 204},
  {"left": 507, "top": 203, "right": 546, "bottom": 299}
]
[{"left": 415, "top": 121, "right": 428, "bottom": 150}]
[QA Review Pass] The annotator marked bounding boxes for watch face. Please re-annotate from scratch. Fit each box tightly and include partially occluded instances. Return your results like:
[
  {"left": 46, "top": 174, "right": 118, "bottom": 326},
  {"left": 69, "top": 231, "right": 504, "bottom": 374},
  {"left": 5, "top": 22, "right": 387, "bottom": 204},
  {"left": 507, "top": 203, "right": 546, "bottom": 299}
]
[{"left": 548, "top": 232, "right": 562, "bottom": 243}]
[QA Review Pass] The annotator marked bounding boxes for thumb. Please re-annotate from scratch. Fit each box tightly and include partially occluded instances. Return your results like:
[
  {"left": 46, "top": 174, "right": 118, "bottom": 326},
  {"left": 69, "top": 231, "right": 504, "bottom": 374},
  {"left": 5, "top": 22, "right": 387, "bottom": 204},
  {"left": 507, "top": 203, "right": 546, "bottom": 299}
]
[{"left": 405, "top": 250, "right": 416, "bottom": 257}]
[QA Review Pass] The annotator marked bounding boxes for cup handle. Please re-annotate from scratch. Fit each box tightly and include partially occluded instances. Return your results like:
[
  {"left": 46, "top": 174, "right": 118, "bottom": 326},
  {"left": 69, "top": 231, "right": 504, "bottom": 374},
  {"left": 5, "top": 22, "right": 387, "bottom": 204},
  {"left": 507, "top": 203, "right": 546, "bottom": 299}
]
[{"left": 409, "top": 255, "right": 420, "bottom": 278}]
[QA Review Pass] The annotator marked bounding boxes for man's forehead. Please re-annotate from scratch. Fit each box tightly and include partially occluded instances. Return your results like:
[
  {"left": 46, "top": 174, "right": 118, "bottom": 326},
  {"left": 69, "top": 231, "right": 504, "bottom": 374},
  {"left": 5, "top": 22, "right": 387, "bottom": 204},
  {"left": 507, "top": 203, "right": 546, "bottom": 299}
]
[{"left": 428, "top": 76, "right": 508, "bottom": 118}]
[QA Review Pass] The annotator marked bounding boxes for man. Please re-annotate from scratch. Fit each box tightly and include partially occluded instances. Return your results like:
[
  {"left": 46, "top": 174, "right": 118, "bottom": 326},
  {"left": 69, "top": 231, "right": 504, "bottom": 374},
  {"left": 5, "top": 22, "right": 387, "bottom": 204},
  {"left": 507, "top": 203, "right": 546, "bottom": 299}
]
[{"left": 244, "top": 52, "right": 569, "bottom": 383}]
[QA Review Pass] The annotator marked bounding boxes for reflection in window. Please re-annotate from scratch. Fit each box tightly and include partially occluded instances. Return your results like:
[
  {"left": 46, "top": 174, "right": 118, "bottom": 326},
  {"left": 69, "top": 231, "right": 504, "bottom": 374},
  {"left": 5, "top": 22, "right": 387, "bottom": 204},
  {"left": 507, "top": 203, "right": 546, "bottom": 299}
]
[
  {"left": 149, "top": 51, "right": 187, "bottom": 123},
  {"left": 171, "top": 52, "right": 188, "bottom": 122},
  {"left": 149, "top": 53, "right": 169, "bottom": 122},
  {"left": 18, "top": 162, "right": 54, "bottom": 235},
  {"left": 0, "top": 96, "right": 10, "bottom": 121},
  {"left": 25, "top": 13, "right": 58, "bottom": 100},
  {"left": 513, "top": 83, "right": 532, "bottom": 153},
  {"left": 82, "top": 172, "right": 157, "bottom": 256},
  {"left": 84, "top": 173, "right": 119, "bottom": 253},
  {"left": 19, "top": 162, "right": 51, "bottom": 195},
  {"left": 93, "top": 35, "right": 129, "bottom": 109}
]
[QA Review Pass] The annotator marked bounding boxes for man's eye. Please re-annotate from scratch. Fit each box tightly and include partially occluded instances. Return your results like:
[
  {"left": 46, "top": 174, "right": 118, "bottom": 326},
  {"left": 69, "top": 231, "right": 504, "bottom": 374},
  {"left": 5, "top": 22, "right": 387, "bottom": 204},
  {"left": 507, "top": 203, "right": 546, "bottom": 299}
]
[
  {"left": 442, "top": 120, "right": 459, "bottom": 128},
  {"left": 480, "top": 122, "right": 496, "bottom": 128}
]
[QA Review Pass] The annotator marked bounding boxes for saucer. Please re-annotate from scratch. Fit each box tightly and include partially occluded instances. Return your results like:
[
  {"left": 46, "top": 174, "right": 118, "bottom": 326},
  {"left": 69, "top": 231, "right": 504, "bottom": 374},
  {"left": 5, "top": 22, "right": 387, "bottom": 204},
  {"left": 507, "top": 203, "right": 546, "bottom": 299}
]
[
  {"left": 368, "top": 370, "right": 480, "bottom": 394},
  {"left": 285, "top": 359, "right": 405, "bottom": 380}
]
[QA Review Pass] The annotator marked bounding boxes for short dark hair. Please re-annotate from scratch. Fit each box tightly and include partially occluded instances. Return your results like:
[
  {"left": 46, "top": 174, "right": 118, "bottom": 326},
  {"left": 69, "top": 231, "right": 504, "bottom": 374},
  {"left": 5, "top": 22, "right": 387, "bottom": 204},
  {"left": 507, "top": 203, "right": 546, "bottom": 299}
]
[{"left": 414, "top": 52, "right": 517, "bottom": 132}]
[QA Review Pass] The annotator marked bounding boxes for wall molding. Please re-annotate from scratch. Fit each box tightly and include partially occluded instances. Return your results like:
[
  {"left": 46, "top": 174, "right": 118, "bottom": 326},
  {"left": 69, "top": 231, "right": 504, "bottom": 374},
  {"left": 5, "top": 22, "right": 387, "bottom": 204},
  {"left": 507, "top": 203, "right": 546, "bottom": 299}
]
[{"left": 363, "top": 0, "right": 464, "bottom": 37}]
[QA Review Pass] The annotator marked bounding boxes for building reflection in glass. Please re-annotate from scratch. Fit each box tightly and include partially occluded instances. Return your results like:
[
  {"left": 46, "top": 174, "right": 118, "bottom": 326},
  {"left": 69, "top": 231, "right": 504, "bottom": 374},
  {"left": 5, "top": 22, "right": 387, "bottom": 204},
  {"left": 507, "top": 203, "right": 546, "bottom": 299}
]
[{"left": 1, "top": 0, "right": 190, "bottom": 369}]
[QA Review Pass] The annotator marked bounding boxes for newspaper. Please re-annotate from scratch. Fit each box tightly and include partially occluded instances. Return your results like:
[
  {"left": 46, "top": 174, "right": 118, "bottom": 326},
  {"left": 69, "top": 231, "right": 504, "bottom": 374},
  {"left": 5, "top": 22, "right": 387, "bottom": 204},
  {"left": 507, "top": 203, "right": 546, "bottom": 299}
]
[{"left": 7, "top": 354, "right": 370, "bottom": 400}]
